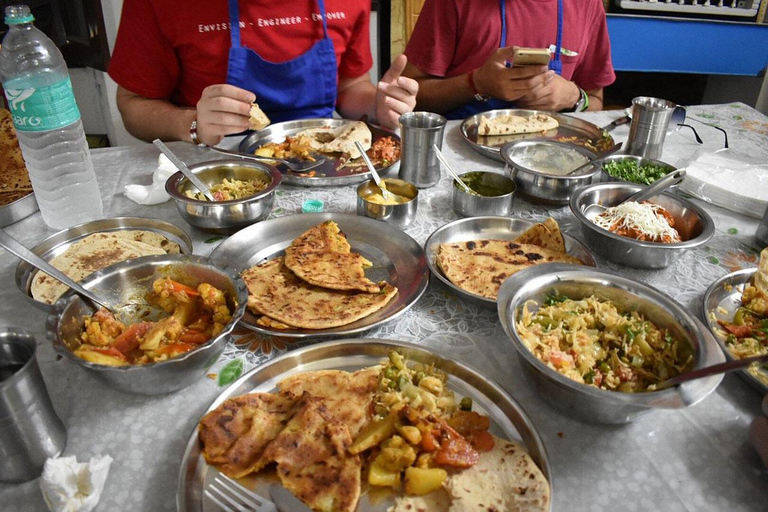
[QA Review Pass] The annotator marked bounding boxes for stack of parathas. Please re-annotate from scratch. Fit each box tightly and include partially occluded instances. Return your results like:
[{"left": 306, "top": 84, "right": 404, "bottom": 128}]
[
  {"left": 242, "top": 221, "right": 397, "bottom": 330},
  {"left": 0, "top": 108, "right": 33, "bottom": 206},
  {"left": 437, "top": 218, "right": 584, "bottom": 300}
]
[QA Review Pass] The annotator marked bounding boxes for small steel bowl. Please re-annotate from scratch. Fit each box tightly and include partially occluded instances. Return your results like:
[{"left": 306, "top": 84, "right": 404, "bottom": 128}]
[
  {"left": 598, "top": 154, "right": 678, "bottom": 189},
  {"left": 452, "top": 171, "right": 516, "bottom": 217},
  {"left": 166, "top": 159, "right": 282, "bottom": 234},
  {"left": 569, "top": 182, "right": 714, "bottom": 269},
  {"left": 501, "top": 139, "right": 599, "bottom": 205},
  {"left": 498, "top": 264, "right": 724, "bottom": 424},
  {"left": 356, "top": 178, "right": 418, "bottom": 228},
  {"left": 46, "top": 254, "right": 248, "bottom": 395}
]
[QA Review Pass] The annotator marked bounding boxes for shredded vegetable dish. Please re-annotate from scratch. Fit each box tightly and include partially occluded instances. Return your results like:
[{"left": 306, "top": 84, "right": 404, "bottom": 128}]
[
  {"left": 593, "top": 201, "right": 681, "bottom": 243},
  {"left": 718, "top": 282, "right": 768, "bottom": 371},
  {"left": 516, "top": 295, "right": 694, "bottom": 392},
  {"left": 75, "top": 278, "right": 232, "bottom": 366},
  {"left": 184, "top": 176, "right": 269, "bottom": 202}
]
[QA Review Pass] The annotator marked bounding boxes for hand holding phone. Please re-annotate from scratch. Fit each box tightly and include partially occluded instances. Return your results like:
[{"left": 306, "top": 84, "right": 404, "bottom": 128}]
[{"left": 512, "top": 47, "right": 551, "bottom": 67}]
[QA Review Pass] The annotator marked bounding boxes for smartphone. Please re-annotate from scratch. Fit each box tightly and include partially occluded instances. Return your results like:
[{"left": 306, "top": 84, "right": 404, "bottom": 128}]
[{"left": 512, "top": 47, "right": 551, "bottom": 67}]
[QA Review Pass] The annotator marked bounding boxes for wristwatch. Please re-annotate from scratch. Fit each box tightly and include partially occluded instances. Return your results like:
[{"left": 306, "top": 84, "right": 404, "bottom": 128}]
[
  {"left": 467, "top": 70, "right": 490, "bottom": 103},
  {"left": 572, "top": 87, "right": 589, "bottom": 112}
]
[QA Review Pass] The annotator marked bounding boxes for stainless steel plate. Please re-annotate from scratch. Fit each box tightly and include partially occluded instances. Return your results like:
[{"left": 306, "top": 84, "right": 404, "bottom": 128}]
[
  {"left": 461, "top": 109, "right": 614, "bottom": 162},
  {"left": 209, "top": 213, "right": 429, "bottom": 337},
  {"left": 239, "top": 119, "right": 401, "bottom": 187},
  {"left": 176, "top": 339, "right": 553, "bottom": 512},
  {"left": 425, "top": 216, "right": 597, "bottom": 307},
  {"left": 0, "top": 192, "right": 37, "bottom": 228},
  {"left": 702, "top": 268, "right": 768, "bottom": 394},
  {"left": 15, "top": 216, "right": 193, "bottom": 312}
]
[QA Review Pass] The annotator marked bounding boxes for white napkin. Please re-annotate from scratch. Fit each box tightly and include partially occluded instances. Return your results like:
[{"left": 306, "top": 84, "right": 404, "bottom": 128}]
[
  {"left": 39, "top": 454, "right": 113, "bottom": 512},
  {"left": 124, "top": 154, "right": 177, "bottom": 205}
]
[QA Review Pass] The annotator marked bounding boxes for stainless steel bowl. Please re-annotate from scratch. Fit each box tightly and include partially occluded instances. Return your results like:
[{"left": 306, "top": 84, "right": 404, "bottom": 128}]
[
  {"left": 501, "top": 139, "right": 599, "bottom": 205},
  {"left": 452, "top": 171, "right": 516, "bottom": 217},
  {"left": 46, "top": 254, "right": 248, "bottom": 395},
  {"left": 356, "top": 178, "right": 418, "bottom": 228},
  {"left": 569, "top": 182, "right": 715, "bottom": 269},
  {"left": 497, "top": 264, "right": 724, "bottom": 424},
  {"left": 166, "top": 159, "right": 282, "bottom": 233},
  {"left": 598, "top": 154, "right": 678, "bottom": 188}
]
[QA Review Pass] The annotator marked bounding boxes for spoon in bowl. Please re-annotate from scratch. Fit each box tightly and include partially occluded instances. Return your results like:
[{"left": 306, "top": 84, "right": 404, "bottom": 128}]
[
  {"left": 432, "top": 144, "right": 472, "bottom": 194},
  {"left": 584, "top": 168, "right": 687, "bottom": 216},
  {"left": 566, "top": 142, "right": 623, "bottom": 176},
  {"left": 655, "top": 353, "right": 768, "bottom": 390},
  {"left": 354, "top": 141, "right": 394, "bottom": 202},
  {"left": 153, "top": 139, "right": 216, "bottom": 201}
]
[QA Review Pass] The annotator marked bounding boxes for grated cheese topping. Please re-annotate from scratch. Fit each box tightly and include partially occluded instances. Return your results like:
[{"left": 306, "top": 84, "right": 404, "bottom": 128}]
[{"left": 593, "top": 201, "right": 680, "bottom": 242}]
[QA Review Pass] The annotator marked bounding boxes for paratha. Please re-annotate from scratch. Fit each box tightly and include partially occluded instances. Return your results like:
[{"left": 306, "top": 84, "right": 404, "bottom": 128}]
[
  {"left": 437, "top": 239, "right": 583, "bottom": 300},
  {"left": 477, "top": 113, "right": 558, "bottom": 136},
  {"left": 284, "top": 220, "right": 380, "bottom": 293},
  {"left": 30, "top": 230, "right": 181, "bottom": 305},
  {"left": 296, "top": 121, "right": 372, "bottom": 159},
  {"left": 242, "top": 257, "right": 397, "bottom": 329},
  {"left": 0, "top": 108, "right": 32, "bottom": 205},
  {"left": 513, "top": 217, "right": 566, "bottom": 253}
]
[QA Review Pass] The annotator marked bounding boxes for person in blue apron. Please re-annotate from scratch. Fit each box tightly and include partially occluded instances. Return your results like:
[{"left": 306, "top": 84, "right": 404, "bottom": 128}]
[
  {"left": 109, "top": 0, "right": 418, "bottom": 146},
  {"left": 400, "top": 0, "right": 615, "bottom": 120}
]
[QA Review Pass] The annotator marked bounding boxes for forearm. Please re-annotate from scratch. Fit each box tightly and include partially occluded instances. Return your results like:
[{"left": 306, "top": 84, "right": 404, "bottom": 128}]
[
  {"left": 585, "top": 88, "right": 604, "bottom": 111},
  {"left": 411, "top": 73, "right": 476, "bottom": 114},
  {"left": 336, "top": 78, "right": 377, "bottom": 122},
  {"left": 116, "top": 87, "right": 196, "bottom": 143}
]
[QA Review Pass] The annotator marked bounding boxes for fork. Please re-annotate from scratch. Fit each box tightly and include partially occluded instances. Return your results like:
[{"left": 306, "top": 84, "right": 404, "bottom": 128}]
[
  {"left": 206, "top": 145, "right": 327, "bottom": 173},
  {"left": 204, "top": 474, "right": 277, "bottom": 512}
]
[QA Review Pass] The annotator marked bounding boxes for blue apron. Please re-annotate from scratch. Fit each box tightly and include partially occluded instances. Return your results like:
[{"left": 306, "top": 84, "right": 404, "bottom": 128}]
[
  {"left": 444, "top": 0, "right": 564, "bottom": 120},
  {"left": 225, "top": 0, "right": 338, "bottom": 122}
]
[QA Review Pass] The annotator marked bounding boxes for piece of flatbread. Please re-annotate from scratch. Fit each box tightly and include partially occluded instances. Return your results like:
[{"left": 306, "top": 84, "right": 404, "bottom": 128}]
[
  {"left": 477, "top": 114, "right": 558, "bottom": 136},
  {"left": 390, "top": 489, "right": 452, "bottom": 512},
  {"left": 296, "top": 122, "right": 372, "bottom": 159},
  {"left": 242, "top": 257, "right": 397, "bottom": 329},
  {"left": 30, "top": 230, "right": 180, "bottom": 305},
  {"left": 437, "top": 239, "right": 583, "bottom": 300},
  {"left": 248, "top": 103, "right": 271, "bottom": 131},
  {"left": 0, "top": 108, "right": 33, "bottom": 205},
  {"left": 513, "top": 217, "right": 566, "bottom": 253},
  {"left": 284, "top": 220, "right": 380, "bottom": 293},
  {"left": 446, "top": 436, "right": 550, "bottom": 511},
  {"left": 754, "top": 247, "right": 768, "bottom": 297}
]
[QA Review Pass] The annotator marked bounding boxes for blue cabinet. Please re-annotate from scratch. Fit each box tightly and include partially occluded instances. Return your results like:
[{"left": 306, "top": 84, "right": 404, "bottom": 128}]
[{"left": 606, "top": 14, "right": 768, "bottom": 76}]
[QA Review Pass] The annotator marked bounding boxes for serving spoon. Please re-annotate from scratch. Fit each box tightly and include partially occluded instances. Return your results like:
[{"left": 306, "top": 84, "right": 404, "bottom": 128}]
[
  {"left": 655, "top": 353, "right": 768, "bottom": 390},
  {"left": 565, "top": 142, "right": 623, "bottom": 176},
  {"left": 433, "top": 144, "right": 473, "bottom": 194},
  {"left": 0, "top": 229, "right": 114, "bottom": 313},
  {"left": 354, "top": 140, "right": 394, "bottom": 202},
  {"left": 153, "top": 139, "right": 216, "bottom": 201},
  {"left": 584, "top": 168, "right": 687, "bottom": 216}
]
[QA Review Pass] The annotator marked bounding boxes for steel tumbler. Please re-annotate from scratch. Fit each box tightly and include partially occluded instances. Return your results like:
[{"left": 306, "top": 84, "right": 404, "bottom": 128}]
[
  {"left": 0, "top": 328, "right": 66, "bottom": 482},
  {"left": 398, "top": 112, "right": 447, "bottom": 188},
  {"left": 626, "top": 97, "right": 677, "bottom": 160}
]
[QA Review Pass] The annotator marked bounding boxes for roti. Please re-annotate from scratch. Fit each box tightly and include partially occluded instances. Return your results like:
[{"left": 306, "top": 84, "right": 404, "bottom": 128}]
[
  {"left": 477, "top": 113, "right": 559, "bottom": 136},
  {"left": 0, "top": 108, "right": 33, "bottom": 205},
  {"left": 513, "top": 217, "right": 566, "bottom": 253},
  {"left": 242, "top": 257, "right": 397, "bottom": 329},
  {"left": 296, "top": 121, "right": 372, "bottom": 159},
  {"left": 30, "top": 230, "right": 181, "bottom": 305},
  {"left": 437, "top": 239, "right": 583, "bottom": 300},
  {"left": 284, "top": 220, "right": 380, "bottom": 293},
  {"left": 249, "top": 103, "right": 271, "bottom": 131}
]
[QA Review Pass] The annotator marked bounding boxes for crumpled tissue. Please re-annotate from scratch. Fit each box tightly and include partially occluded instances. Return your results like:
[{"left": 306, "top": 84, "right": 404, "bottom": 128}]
[
  {"left": 124, "top": 153, "right": 177, "bottom": 205},
  {"left": 39, "top": 454, "right": 113, "bottom": 512}
]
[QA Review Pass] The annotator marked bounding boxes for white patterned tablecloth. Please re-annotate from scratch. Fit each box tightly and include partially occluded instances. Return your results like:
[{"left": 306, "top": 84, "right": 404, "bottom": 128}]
[{"left": 1, "top": 103, "right": 766, "bottom": 511}]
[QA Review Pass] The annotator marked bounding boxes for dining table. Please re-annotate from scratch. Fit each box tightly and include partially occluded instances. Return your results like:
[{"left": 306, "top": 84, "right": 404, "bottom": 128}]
[{"left": 1, "top": 102, "right": 767, "bottom": 512}]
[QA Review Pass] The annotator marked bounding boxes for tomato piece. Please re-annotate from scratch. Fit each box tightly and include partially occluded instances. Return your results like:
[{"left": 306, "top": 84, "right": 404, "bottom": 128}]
[
  {"left": 720, "top": 322, "right": 753, "bottom": 338},
  {"left": 155, "top": 342, "right": 197, "bottom": 355},
  {"left": 433, "top": 424, "right": 479, "bottom": 468},
  {"left": 168, "top": 280, "right": 200, "bottom": 297},
  {"left": 179, "top": 330, "right": 211, "bottom": 345},
  {"left": 466, "top": 429, "right": 495, "bottom": 453},
  {"left": 446, "top": 411, "right": 490, "bottom": 436},
  {"left": 420, "top": 428, "right": 440, "bottom": 452},
  {"left": 111, "top": 322, "right": 153, "bottom": 355},
  {"left": 90, "top": 346, "right": 128, "bottom": 361}
]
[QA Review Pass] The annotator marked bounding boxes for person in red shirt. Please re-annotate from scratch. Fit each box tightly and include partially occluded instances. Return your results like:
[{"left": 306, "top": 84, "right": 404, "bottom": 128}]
[
  {"left": 108, "top": 0, "right": 417, "bottom": 145},
  {"left": 402, "top": 0, "right": 615, "bottom": 119}
]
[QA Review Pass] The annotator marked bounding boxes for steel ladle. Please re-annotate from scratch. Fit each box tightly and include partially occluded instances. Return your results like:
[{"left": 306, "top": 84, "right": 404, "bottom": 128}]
[
  {"left": 0, "top": 229, "right": 114, "bottom": 312},
  {"left": 153, "top": 139, "right": 216, "bottom": 201},
  {"left": 433, "top": 144, "right": 472, "bottom": 194},
  {"left": 354, "top": 140, "right": 394, "bottom": 202},
  {"left": 655, "top": 353, "right": 768, "bottom": 390},
  {"left": 584, "top": 168, "right": 686, "bottom": 216}
]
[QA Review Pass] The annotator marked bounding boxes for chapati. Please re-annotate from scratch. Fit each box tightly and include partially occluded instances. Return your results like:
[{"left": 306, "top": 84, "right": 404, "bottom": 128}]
[
  {"left": 30, "top": 230, "right": 181, "bottom": 305},
  {"left": 284, "top": 220, "right": 380, "bottom": 293},
  {"left": 249, "top": 102, "right": 271, "bottom": 131},
  {"left": 513, "top": 217, "right": 566, "bottom": 253},
  {"left": 296, "top": 121, "right": 372, "bottom": 159},
  {"left": 477, "top": 114, "right": 558, "bottom": 136},
  {"left": 242, "top": 257, "right": 397, "bottom": 329},
  {"left": 437, "top": 239, "right": 583, "bottom": 300}
]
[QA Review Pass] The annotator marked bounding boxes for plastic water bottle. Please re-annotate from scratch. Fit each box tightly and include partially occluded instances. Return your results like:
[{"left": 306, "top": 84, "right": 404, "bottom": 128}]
[{"left": 0, "top": 5, "right": 102, "bottom": 230}]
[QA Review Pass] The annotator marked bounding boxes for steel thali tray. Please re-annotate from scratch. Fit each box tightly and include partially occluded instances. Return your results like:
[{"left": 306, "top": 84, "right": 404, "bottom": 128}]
[
  {"left": 177, "top": 339, "right": 553, "bottom": 512},
  {"left": 209, "top": 213, "right": 429, "bottom": 338},
  {"left": 702, "top": 268, "right": 768, "bottom": 394},
  {"left": 239, "top": 118, "right": 401, "bottom": 187},
  {"left": 0, "top": 191, "right": 37, "bottom": 228},
  {"left": 425, "top": 216, "right": 597, "bottom": 307},
  {"left": 461, "top": 109, "right": 614, "bottom": 163},
  {"left": 15, "top": 216, "right": 193, "bottom": 312}
]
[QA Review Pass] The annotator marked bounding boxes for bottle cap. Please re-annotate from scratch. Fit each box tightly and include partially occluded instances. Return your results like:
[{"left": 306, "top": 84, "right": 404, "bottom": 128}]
[
  {"left": 4, "top": 6, "right": 34, "bottom": 25},
  {"left": 302, "top": 199, "right": 324, "bottom": 213}
]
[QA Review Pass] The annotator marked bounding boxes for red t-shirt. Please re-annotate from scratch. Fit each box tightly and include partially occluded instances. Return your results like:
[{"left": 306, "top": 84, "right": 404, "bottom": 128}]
[
  {"left": 405, "top": 0, "right": 615, "bottom": 91},
  {"left": 108, "top": 0, "right": 373, "bottom": 107}
]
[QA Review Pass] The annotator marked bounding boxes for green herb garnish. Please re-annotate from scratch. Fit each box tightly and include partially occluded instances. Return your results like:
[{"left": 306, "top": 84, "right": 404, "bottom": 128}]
[{"left": 602, "top": 159, "right": 672, "bottom": 185}]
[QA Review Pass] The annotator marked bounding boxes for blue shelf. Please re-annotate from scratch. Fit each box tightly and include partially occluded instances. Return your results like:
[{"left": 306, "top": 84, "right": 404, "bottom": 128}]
[{"left": 606, "top": 14, "right": 768, "bottom": 76}]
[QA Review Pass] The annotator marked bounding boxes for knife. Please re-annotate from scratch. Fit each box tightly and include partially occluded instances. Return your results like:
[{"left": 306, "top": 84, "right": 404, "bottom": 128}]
[
  {"left": 601, "top": 114, "right": 630, "bottom": 132},
  {"left": 269, "top": 483, "right": 313, "bottom": 512}
]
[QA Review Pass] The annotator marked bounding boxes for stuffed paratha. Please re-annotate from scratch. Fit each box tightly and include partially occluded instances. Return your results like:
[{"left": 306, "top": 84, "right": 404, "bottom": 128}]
[
  {"left": 242, "top": 257, "right": 397, "bottom": 329},
  {"left": 437, "top": 239, "right": 583, "bottom": 300},
  {"left": 513, "top": 217, "right": 566, "bottom": 253},
  {"left": 0, "top": 108, "right": 32, "bottom": 205},
  {"left": 477, "top": 114, "right": 558, "bottom": 136}
]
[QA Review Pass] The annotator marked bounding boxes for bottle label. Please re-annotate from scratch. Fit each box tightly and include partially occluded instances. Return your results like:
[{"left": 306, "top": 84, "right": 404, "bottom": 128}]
[{"left": 4, "top": 76, "right": 81, "bottom": 132}]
